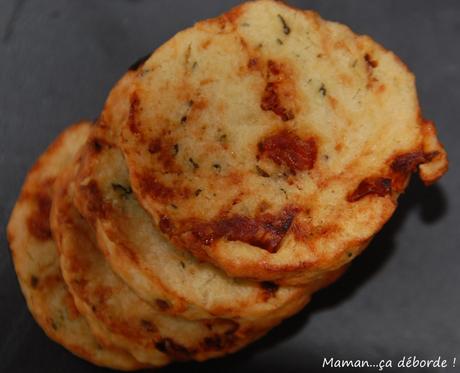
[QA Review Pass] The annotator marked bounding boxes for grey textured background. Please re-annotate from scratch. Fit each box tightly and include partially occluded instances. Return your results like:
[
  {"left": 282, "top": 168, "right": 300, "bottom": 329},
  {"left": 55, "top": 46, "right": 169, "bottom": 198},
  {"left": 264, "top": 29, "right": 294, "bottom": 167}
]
[{"left": 1, "top": 1, "right": 459, "bottom": 372}]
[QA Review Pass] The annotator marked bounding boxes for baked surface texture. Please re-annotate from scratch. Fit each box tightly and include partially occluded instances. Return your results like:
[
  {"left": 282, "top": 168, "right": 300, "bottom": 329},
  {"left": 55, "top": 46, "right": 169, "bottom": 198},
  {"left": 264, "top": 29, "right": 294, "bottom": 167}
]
[
  {"left": 74, "top": 71, "right": 335, "bottom": 321},
  {"left": 54, "top": 161, "right": 293, "bottom": 365},
  {"left": 120, "top": 0, "right": 448, "bottom": 284},
  {"left": 6, "top": 123, "right": 145, "bottom": 371}
]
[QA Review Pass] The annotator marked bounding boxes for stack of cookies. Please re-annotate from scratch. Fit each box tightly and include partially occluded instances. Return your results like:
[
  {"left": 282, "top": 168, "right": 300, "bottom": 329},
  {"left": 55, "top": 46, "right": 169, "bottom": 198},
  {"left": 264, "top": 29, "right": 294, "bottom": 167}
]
[{"left": 7, "top": 0, "right": 447, "bottom": 369}]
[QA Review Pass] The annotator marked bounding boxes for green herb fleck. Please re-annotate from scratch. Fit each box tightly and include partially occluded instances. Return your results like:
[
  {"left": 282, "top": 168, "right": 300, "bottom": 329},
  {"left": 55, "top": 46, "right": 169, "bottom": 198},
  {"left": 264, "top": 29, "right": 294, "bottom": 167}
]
[
  {"left": 189, "top": 158, "right": 199, "bottom": 170},
  {"left": 111, "top": 183, "right": 132, "bottom": 198},
  {"left": 256, "top": 165, "right": 270, "bottom": 178},
  {"left": 181, "top": 100, "right": 194, "bottom": 123},
  {"left": 352, "top": 88, "right": 361, "bottom": 100},
  {"left": 184, "top": 44, "right": 192, "bottom": 66},
  {"left": 30, "top": 275, "right": 39, "bottom": 288},
  {"left": 218, "top": 134, "right": 228, "bottom": 147},
  {"left": 276, "top": 38, "right": 284, "bottom": 45},
  {"left": 156, "top": 299, "right": 170, "bottom": 310},
  {"left": 51, "top": 320, "right": 58, "bottom": 330},
  {"left": 277, "top": 14, "right": 291, "bottom": 35},
  {"left": 140, "top": 319, "right": 156, "bottom": 332},
  {"left": 280, "top": 188, "right": 288, "bottom": 199},
  {"left": 319, "top": 83, "right": 327, "bottom": 96}
]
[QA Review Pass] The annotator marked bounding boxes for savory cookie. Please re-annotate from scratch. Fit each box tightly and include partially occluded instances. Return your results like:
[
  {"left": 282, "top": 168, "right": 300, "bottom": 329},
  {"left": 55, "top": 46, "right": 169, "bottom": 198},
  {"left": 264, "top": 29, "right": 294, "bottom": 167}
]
[
  {"left": 53, "top": 161, "right": 307, "bottom": 365},
  {"left": 6, "top": 123, "right": 145, "bottom": 371},
  {"left": 120, "top": 0, "right": 448, "bottom": 284},
  {"left": 74, "top": 70, "right": 341, "bottom": 320}
]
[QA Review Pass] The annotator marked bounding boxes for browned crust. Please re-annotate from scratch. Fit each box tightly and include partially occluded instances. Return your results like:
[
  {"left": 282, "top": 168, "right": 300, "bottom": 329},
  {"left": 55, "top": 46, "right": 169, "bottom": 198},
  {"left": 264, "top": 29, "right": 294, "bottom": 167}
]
[
  {"left": 54, "top": 166, "right": 280, "bottom": 362},
  {"left": 160, "top": 205, "right": 301, "bottom": 254},
  {"left": 258, "top": 130, "right": 317, "bottom": 174},
  {"left": 347, "top": 177, "right": 392, "bottom": 202},
  {"left": 25, "top": 179, "right": 54, "bottom": 241},
  {"left": 419, "top": 119, "right": 449, "bottom": 185}
]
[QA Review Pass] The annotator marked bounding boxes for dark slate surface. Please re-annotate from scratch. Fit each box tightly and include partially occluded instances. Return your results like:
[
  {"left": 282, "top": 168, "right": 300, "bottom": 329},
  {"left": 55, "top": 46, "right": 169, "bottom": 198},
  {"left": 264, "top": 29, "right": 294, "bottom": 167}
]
[{"left": 0, "top": 1, "right": 459, "bottom": 372}]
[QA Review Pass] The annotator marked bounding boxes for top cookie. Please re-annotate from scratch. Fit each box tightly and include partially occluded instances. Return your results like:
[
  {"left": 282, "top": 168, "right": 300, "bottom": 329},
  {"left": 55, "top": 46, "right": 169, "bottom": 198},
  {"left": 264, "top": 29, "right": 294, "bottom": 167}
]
[{"left": 120, "top": 0, "right": 447, "bottom": 283}]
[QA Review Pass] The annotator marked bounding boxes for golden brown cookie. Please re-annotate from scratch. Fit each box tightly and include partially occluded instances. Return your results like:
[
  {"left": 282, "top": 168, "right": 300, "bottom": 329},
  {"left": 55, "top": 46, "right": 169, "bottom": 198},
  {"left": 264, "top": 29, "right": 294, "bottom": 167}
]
[
  {"left": 74, "top": 71, "right": 338, "bottom": 321},
  {"left": 54, "top": 161, "right": 308, "bottom": 365},
  {"left": 6, "top": 122, "right": 145, "bottom": 371},
  {"left": 119, "top": 0, "right": 448, "bottom": 284}
]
